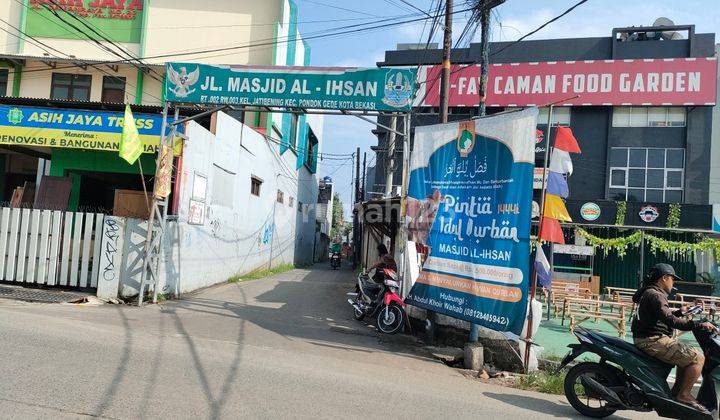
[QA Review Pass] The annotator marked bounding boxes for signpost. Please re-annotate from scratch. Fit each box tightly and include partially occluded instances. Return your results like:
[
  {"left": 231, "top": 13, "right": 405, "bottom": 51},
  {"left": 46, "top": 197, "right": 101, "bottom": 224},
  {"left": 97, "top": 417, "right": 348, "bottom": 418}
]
[{"left": 164, "top": 63, "right": 416, "bottom": 112}]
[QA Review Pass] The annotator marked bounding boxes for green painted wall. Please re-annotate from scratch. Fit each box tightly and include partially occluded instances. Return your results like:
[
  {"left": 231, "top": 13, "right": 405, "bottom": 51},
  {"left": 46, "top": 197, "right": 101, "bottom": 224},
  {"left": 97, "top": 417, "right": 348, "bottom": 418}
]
[{"left": 49, "top": 148, "right": 155, "bottom": 211}]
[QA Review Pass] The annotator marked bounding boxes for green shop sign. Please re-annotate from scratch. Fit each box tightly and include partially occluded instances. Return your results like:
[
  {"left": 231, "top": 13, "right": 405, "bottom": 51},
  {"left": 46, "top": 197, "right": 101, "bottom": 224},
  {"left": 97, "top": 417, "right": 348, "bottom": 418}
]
[
  {"left": 26, "top": 0, "right": 144, "bottom": 44},
  {"left": 165, "top": 63, "right": 417, "bottom": 112}
]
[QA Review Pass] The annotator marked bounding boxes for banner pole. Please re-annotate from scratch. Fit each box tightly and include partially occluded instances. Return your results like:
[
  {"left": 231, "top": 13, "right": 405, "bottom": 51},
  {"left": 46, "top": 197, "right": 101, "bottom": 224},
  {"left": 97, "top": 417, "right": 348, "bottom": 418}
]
[{"left": 524, "top": 104, "right": 555, "bottom": 372}]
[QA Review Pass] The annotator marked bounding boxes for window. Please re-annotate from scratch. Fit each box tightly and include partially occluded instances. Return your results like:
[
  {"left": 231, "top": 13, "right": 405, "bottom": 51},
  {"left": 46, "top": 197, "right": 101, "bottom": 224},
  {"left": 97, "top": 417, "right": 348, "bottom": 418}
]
[
  {"left": 250, "top": 176, "right": 262, "bottom": 196},
  {"left": 51, "top": 73, "right": 91, "bottom": 101},
  {"left": 289, "top": 114, "right": 298, "bottom": 150},
  {"left": 608, "top": 147, "right": 684, "bottom": 203},
  {"left": 612, "top": 107, "right": 685, "bottom": 127},
  {"left": 306, "top": 130, "right": 318, "bottom": 172},
  {"left": 211, "top": 164, "right": 235, "bottom": 208},
  {"left": 288, "top": 196, "right": 294, "bottom": 207},
  {"left": 537, "top": 107, "right": 571, "bottom": 125},
  {"left": 277, "top": 190, "right": 284, "bottom": 204},
  {"left": 0, "top": 69, "right": 8, "bottom": 97},
  {"left": 101, "top": 76, "right": 126, "bottom": 103}
]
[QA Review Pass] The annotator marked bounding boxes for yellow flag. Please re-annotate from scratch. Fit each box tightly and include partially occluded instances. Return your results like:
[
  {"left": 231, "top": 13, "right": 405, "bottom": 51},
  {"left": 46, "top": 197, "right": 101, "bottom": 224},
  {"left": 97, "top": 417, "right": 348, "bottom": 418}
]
[
  {"left": 119, "top": 104, "right": 143, "bottom": 165},
  {"left": 544, "top": 194, "right": 572, "bottom": 222}
]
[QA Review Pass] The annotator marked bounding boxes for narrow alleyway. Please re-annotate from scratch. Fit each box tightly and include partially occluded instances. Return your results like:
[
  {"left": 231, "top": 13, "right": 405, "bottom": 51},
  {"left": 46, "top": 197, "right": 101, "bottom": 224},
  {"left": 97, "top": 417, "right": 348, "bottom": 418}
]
[{"left": 0, "top": 265, "right": 651, "bottom": 419}]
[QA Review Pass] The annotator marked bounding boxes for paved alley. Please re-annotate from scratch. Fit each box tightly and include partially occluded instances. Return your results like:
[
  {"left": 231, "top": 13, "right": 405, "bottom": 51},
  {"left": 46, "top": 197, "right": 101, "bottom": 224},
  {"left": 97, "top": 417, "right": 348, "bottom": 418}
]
[{"left": 0, "top": 265, "right": 652, "bottom": 419}]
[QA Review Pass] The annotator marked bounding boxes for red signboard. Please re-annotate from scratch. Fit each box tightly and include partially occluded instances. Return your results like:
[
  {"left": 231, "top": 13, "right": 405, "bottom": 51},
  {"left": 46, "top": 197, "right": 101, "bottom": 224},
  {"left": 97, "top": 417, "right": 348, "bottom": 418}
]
[{"left": 418, "top": 58, "right": 717, "bottom": 107}]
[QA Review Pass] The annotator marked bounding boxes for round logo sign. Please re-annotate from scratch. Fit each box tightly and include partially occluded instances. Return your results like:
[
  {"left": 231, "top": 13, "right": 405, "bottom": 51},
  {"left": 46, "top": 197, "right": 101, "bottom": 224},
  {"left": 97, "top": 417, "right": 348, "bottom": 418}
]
[
  {"left": 532, "top": 201, "right": 540, "bottom": 219},
  {"left": 580, "top": 202, "right": 601, "bottom": 221},
  {"left": 639, "top": 205, "right": 660, "bottom": 223}
]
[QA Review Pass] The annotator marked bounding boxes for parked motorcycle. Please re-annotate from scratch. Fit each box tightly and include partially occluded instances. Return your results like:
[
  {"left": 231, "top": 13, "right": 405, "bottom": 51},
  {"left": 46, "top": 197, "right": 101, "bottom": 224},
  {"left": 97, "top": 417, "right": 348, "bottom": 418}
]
[
  {"left": 330, "top": 252, "right": 341, "bottom": 270},
  {"left": 560, "top": 305, "right": 719, "bottom": 419},
  {"left": 347, "top": 268, "right": 406, "bottom": 334}
]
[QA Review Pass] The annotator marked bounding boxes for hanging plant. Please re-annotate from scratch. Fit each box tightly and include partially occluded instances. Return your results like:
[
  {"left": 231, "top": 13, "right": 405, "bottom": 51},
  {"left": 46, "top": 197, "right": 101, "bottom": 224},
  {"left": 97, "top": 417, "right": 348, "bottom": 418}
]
[
  {"left": 576, "top": 228, "right": 642, "bottom": 257},
  {"left": 666, "top": 203, "right": 681, "bottom": 229},
  {"left": 615, "top": 201, "right": 627, "bottom": 226}
]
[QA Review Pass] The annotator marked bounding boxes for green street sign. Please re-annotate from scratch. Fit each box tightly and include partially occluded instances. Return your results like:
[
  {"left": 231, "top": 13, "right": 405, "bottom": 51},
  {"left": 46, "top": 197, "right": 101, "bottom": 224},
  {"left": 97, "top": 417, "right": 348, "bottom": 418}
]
[{"left": 164, "top": 63, "right": 417, "bottom": 112}]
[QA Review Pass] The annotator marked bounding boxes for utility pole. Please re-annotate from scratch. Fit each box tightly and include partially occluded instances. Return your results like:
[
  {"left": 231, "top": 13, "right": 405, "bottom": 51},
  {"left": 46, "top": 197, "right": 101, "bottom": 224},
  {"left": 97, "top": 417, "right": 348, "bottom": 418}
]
[
  {"left": 438, "top": 0, "right": 453, "bottom": 123},
  {"left": 352, "top": 147, "right": 360, "bottom": 269},
  {"left": 361, "top": 152, "right": 367, "bottom": 202},
  {"left": 385, "top": 115, "right": 397, "bottom": 197}
]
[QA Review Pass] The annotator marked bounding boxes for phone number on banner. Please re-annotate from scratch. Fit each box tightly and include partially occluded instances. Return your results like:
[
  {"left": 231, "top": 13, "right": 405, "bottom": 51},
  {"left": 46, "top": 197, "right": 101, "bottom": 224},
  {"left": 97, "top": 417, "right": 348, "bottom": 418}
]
[{"left": 463, "top": 308, "right": 510, "bottom": 326}]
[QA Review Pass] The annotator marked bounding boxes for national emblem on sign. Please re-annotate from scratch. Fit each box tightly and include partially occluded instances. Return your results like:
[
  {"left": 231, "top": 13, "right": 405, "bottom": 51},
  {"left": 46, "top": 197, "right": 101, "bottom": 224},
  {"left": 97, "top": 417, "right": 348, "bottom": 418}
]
[
  {"left": 381, "top": 70, "right": 413, "bottom": 108},
  {"left": 167, "top": 65, "right": 200, "bottom": 98}
]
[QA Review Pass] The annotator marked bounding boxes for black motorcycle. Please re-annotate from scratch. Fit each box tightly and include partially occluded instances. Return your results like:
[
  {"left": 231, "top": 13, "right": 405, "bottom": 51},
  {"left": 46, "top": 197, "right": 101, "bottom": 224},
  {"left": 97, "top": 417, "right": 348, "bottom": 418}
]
[
  {"left": 330, "top": 252, "right": 341, "bottom": 270},
  {"left": 560, "top": 306, "right": 719, "bottom": 419}
]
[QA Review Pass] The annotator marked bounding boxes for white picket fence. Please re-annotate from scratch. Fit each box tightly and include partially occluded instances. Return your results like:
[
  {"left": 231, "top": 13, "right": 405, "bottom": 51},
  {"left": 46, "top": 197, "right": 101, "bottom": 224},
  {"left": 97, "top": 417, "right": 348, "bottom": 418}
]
[{"left": 0, "top": 208, "right": 104, "bottom": 288}]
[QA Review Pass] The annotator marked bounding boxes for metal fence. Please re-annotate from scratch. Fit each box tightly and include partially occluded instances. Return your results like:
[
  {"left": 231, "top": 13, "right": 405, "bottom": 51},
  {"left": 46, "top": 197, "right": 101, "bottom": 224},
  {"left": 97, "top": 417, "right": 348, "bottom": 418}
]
[{"left": 0, "top": 208, "right": 104, "bottom": 288}]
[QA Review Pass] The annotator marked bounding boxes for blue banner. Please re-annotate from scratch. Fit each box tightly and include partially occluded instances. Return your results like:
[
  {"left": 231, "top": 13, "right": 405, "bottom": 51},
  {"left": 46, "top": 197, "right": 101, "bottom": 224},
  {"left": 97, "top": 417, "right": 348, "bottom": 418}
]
[{"left": 405, "top": 109, "right": 537, "bottom": 335}]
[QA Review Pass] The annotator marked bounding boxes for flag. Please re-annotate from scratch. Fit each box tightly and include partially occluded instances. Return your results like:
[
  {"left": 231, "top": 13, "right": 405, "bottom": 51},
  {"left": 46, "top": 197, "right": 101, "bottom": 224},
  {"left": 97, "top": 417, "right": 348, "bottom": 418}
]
[
  {"left": 549, "top": 148, "right": 573, "bottom": 175},
  {"left": 546, "top": 171, "right": 569, "bottom": 198},
  {"left": 554, "top": 126, "right": 582, "bottom": 153},
  {"left": 534, "top": 247, "right": 552, "bottom": 289},
  {"left": 544, "top": 194, "right": 572, "bottom": 222},
  {"left": 119, "top": 104, "right": 142, "bottom": 165},
  {"left": 539, "top": 216, "right": 565, "bottom": 244}
]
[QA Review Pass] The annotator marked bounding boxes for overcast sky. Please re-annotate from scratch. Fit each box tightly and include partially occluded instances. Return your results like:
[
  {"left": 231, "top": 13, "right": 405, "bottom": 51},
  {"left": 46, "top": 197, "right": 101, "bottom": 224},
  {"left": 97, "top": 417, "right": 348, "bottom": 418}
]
[{"left": 295, "top": 0, "right": 720, "bottom": 218}]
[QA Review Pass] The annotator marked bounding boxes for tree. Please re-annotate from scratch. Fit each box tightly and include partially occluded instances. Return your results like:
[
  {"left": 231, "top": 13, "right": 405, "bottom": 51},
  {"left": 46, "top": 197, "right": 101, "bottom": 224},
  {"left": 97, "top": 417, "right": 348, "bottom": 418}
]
[{"left": 330, "top": 193, "right": 345, "bottom": 239}]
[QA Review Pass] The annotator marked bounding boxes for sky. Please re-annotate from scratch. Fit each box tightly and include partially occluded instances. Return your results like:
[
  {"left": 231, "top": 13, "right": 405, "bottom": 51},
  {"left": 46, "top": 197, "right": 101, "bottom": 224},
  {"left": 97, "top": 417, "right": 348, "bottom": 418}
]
[{"left": 295, "top": 0, "right": 720, "bottom": 218}]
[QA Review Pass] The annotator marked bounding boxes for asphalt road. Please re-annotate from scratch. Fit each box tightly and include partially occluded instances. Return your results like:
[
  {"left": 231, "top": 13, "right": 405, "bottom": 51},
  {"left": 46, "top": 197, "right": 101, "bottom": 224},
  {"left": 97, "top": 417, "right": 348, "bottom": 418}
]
[{"left": 0, "top": 265, "right": 654, "bottom": 419}]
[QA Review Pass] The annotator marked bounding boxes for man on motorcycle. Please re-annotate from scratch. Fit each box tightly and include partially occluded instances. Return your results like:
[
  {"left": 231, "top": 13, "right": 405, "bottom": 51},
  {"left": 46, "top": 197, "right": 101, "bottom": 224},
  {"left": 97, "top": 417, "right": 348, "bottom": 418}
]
[
  {"left": 368, "top": 244, "right": 397, "bottom": 283},
  {"left": 631, "top": 263, "right": 716, "bottom": 411}
]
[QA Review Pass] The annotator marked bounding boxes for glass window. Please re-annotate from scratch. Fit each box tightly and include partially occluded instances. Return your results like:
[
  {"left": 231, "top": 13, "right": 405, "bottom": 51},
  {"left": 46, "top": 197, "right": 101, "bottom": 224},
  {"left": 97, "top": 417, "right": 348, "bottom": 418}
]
[
  {"left": 51, "top": 73, "right": 91, "bottom": 101},
  {"left": 101, "top": 76, "right": 126, "bottom": 103},
  {"left": 609, "top": 148, "right": 628, "bottom": 167},
  {"left": 666, "top": 170, "right": 683, "bottom": 188},
  {"left": 647, "top": 108, "right": 668, "bottom": 127},
  {"left": 667, "top": 108, "right": 686, "bottom": 127},
  {"left": 666, "top": 149, "right": 684, "bottom": 168},
  {"left": 250, "top": 176, "right": 262, "bottom": 196},
  {"left": 0, "top": 69, "right": 8, "bottom": 97},
  {"left": 628, "top": 169, "right": 645, "bottom": 188},
  {"left": 646, "top": 169, "right": 664, "bottom": 188},
  {"left": 538, "top": 107, "right": 571, "bottom": 125},
  {"left": 647, "top": 149, "right": 665, "bottom": 168},
  {"left": 610, "top": 169, "right": 626, "bottom": 187},
  {"left": 627, "top": 189, "right": 644, "bottom": 201},
  {"left": 629, "top": 149, "right": 647, "bottom": 167},
  {"left": 645, "top": 189, "right": 664, "bottom": 203},
  {"left": 612, "top": 107, "right": 631, "bottom": 127},
  {"left": 665, "top": 190, "right": 683, "bottom": 203},
  {"left": 607, "top": 147, "right": 685, "bottom": 203},
  {"left": 630, "top": 107, "right": 648, "bottom": 127}
]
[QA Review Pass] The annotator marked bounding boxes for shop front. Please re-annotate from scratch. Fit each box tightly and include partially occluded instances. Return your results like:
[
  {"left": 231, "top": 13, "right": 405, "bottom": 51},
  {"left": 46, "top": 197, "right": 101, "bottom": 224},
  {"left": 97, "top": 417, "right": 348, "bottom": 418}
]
[{"left": 0, "top": 102, "right": 177, "bottom": 217}]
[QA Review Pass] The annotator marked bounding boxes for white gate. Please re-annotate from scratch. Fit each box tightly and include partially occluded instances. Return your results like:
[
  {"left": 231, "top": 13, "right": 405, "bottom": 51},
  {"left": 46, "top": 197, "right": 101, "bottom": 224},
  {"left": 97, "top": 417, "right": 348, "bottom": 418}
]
[{"left": 0, "top": 208, "right": 104, "bottom": 288}]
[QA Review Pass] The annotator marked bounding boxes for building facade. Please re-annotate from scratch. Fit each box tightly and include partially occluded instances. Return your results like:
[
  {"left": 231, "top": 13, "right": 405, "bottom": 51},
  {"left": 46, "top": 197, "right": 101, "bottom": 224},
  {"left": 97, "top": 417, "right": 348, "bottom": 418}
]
[
  {"left": 375, "top": 23, "right": 719, "bottom": 287},
  {"left": 0, "top": 0, "right": 325, "bottom": 293}
]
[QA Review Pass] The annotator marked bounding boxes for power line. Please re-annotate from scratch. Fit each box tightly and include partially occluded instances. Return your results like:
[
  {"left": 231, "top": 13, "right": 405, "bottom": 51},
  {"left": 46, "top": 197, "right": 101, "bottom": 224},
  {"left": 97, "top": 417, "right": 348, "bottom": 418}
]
[
  {"left": 491, "top": 0, "right": 590, "bottom": 56},
  {"left": 396, "top": 0, "right": 436, "bottom": 18},
  {"left": 297, "top": 0, "right": 381, "bottom": 17}
]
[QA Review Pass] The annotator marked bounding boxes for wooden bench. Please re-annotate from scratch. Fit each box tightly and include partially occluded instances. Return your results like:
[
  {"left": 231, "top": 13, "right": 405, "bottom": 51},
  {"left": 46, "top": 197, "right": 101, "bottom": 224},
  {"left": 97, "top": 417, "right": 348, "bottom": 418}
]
[
  {"left": 564, "top": 297, "right": 629, "bottom": 338},
  {"left": 548, "top": 281, "right": 593, "bottom": 318},
  {"left": 676, "top": 293, "right": 720, "bottom": 321}
]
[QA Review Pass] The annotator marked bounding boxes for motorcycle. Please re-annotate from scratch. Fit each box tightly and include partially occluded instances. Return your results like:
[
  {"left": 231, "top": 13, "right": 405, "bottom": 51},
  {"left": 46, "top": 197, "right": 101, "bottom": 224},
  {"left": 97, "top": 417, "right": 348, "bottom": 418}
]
[
  {"left": 346, "top": 268, "right": 406, "bottom": 334},
  {"left": 330, "top": 252, "right": 341, "bottom": 270},
  {"left": 560, "top": 305, "right": 719, "bottom": 419}
]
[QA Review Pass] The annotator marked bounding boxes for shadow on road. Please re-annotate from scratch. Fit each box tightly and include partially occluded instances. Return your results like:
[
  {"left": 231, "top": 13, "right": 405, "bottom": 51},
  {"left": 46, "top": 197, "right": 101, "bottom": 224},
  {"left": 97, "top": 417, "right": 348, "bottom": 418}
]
[{"left": 482, "top": 392, "right": 640, "bottom": 419}]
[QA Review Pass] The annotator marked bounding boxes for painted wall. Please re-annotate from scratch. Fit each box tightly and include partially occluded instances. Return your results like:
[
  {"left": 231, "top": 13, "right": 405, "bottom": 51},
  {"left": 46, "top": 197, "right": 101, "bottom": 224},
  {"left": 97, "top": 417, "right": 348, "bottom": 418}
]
[{"left": 135, "top": 111, "right": 321, "bottom": 296}]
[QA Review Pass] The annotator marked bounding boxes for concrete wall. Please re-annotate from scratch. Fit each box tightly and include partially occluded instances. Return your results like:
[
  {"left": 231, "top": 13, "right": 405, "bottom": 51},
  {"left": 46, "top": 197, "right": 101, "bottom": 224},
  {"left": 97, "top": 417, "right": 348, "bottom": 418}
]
[{"left": 112, "top": 111, "right": 320, "bottom": 297}]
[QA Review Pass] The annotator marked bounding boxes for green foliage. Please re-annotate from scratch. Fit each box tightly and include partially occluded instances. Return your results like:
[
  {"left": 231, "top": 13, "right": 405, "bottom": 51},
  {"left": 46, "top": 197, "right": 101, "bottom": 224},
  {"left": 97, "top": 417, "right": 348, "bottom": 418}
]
[
  {"left": 515, "top": 371, "right": 566, "bottom": 395},
  {"left": 577, "top": 227, "right": 720, "bottom": 258},
  {"left": 330, "top": 192, "right": 345, "bottom": 239},
  {"left": 667, "top": 203, "right": 681, "bottom": 229},
  {"left": 615, "top": 201, "right": 626, "bottom": 226},
  {"left": 229, "top": 264, "right": 295, "bottom": 282}
]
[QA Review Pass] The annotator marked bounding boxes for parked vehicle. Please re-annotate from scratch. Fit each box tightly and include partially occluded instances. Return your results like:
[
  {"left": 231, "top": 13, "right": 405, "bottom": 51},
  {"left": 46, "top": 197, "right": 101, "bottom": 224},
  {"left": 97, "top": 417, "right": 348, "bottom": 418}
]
[
  {"left": 330, "top": 252, "right": 341, "bottom": 270},
  {"left": 560, "top": 306, "right": 718, "bottom": 419},
  {"left": 347, "top": 268, "right": 405, "bottom": 334}
]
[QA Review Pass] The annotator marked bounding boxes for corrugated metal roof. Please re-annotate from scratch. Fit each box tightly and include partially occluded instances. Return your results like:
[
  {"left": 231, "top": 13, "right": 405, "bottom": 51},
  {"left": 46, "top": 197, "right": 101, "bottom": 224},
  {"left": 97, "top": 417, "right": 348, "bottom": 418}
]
[{"left": 0, "top": 53, "right": 163, "bottom": 68}]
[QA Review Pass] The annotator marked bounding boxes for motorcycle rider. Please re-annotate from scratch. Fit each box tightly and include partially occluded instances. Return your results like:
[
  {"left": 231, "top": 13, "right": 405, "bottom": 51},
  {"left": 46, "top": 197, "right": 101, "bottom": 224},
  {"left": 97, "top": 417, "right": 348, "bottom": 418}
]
[
  {"left": 368, "top": 244, "right": 397, "bottom": 283},
  {"left": 330, "top": 241, "right": 342, "bottom": 266},
  {"left": 631, "top": 263, "right": 716, "bottom": 412}
]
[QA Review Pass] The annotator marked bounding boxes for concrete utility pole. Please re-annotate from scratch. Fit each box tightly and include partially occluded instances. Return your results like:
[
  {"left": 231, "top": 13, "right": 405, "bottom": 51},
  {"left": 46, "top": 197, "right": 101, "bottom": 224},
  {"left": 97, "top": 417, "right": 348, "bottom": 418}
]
[
  {"left": 361, "top": 152, "right": 367, "bottom": 202},
  {"left": 352, "top": 146, "right": 360, "bottom": 269},
  {"left": 385, "top": 115, "right": 397, "bottom": 197},
  {"left": 438, "top": 0, "right": 453, "bottom": 123}
]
